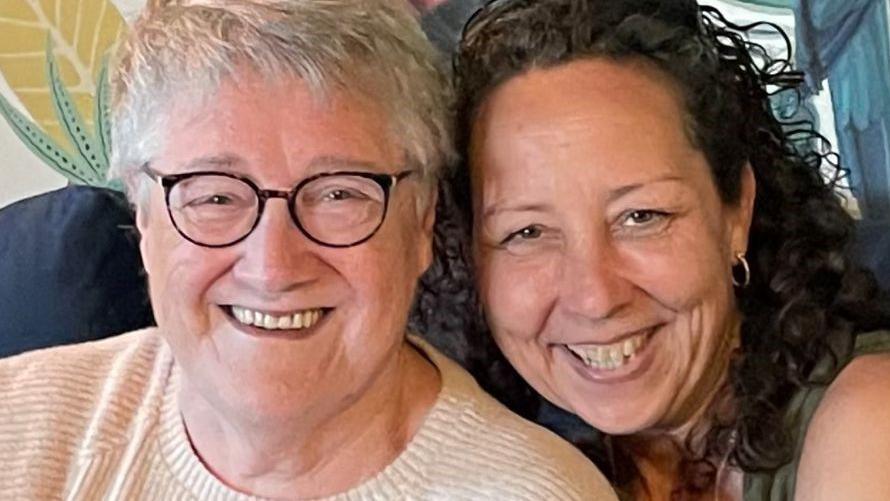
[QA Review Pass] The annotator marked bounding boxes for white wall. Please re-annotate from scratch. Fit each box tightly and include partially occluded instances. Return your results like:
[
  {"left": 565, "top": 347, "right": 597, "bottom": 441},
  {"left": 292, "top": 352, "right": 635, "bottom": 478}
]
[
  {"left": 111, "top": 0, "right": 144, "bottom": 23},
  {"left": 0, "top": 75, "right": 66, "bottom": 209}
]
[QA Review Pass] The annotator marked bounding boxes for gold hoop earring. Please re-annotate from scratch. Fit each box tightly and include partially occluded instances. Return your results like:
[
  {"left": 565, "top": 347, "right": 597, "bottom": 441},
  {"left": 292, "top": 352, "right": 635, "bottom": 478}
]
[{"left": 732, "top": 252, "right": 750, "bottom": 288}]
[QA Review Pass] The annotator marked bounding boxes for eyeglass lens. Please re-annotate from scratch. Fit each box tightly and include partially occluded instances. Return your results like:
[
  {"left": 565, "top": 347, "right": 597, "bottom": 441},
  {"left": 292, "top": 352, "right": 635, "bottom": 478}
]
[{"left": 166, "top": 174, "right": 388, "bottom": 247}]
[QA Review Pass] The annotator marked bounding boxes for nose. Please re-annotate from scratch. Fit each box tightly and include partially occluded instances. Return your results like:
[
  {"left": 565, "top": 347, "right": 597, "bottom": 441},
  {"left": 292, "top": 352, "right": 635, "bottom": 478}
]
[
  {"left": 232, "top": 199, "right": 325, "bottom": 292},
  {"left": 557, "top": 238, "right": 635, "bottom": 321}
]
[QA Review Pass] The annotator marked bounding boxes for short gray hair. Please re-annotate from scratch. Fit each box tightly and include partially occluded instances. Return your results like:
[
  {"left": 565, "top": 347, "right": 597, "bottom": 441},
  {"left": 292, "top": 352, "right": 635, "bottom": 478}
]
[{"left": 109, "top": 0, "right": 455, "bottom": 207}]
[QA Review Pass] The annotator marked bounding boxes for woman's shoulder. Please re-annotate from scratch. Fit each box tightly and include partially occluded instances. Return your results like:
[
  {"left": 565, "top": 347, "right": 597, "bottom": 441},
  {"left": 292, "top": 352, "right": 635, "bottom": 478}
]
[
  {"left": 408, "top": 335, "right": 617, "bottom": 500},
  {"left": 0, "top": 327, "right": 167, "bottom": 395},
  {"left": 794, "top": 332, "right": 890, "bottom": 500},
  {"left": 813, "top": 329, "right": 890, "bottom": 421},
  {"left": 0, "top": 328, "right": 171, "bottom": 496}
]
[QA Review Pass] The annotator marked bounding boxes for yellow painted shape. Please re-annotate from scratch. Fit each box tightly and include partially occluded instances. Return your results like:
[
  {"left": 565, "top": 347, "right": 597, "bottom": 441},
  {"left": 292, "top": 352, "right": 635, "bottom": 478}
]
[{"left": 0, "top": 0, "right": 125, "bottom": 145}]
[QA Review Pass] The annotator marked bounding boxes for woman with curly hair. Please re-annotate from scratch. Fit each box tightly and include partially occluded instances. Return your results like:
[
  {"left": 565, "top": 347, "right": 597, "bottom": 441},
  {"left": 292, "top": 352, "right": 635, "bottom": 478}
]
[{"left": 429, "top": 0, "right": 890, "bottom": 498}]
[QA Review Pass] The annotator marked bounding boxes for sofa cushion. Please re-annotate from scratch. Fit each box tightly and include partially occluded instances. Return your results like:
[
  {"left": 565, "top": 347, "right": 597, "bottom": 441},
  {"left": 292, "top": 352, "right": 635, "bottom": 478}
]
[
  {"left": 0, "top": 186, "right": 154, "bottom": 357},
  {"left": 853, "top": 218, "right": 890, "bottom": 291}
]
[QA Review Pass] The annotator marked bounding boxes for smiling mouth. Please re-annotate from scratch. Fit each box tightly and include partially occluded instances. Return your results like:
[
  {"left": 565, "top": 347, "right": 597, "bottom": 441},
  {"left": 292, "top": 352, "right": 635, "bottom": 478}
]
[
  {"left": 564, "top": 327, "right": 657, "bottom": 371},
  {"left": 222, "top": 305, "right": 331, "bottom": 331}
]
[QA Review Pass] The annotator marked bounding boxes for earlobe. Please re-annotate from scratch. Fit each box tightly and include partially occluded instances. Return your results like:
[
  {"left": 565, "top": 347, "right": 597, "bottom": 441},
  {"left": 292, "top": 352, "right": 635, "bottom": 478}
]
[
  {"left": 135, "top": 203, "right": 153, "bottom": 277},
  {"left": 135, "top": 205, "right": 150, "bottom": 234},
  {"left": 138, "top": 229, "right": 152, "bottom": 278}
]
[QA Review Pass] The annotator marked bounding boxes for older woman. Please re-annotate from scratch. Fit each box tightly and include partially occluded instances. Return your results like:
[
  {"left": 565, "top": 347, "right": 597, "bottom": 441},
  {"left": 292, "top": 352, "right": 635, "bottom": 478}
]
[
  {"left": 429, "top": 0, "right": 890, "bottom": 499},
  {"left": 0, "top": 1, "right": 618, "bottom": 499}
]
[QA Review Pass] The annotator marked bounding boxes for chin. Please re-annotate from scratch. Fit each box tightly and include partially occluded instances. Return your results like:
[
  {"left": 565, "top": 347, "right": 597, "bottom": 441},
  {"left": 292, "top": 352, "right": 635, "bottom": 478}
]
[
  {"left": 577, "top": 410, "right": 652, "bottom": 436},
  {"left": 566, "top": 390, "right": 669, "bottom": 436}
]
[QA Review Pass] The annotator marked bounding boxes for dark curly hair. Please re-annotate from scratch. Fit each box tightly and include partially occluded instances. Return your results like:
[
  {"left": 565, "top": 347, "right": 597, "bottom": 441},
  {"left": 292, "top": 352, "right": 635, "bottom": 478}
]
[{"left": 410, "top": 0, "right": 890, "bottom": 496}]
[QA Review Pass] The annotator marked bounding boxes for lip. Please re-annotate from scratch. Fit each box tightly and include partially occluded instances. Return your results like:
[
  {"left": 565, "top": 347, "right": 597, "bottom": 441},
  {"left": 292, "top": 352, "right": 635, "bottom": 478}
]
[
  {"left": 557, "top": 325, "right": 661, "bottom": 384},
  {"left": 219, "top": 305, "right": 332, "bottom": 340},
  {"left": 224, "top": 304, "right": 330, "bottom": 317},
  {"left": 560, "top": 325, "right": 657, "bottom": 347}
]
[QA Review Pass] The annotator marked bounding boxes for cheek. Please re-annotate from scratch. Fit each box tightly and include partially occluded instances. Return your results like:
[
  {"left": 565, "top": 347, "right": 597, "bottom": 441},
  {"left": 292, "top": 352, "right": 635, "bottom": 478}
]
[
  {"left": 341, "top": 236, "right": 420, "bottom": 323},
  {"left": 622, "top": 217, "right": 733, "bottom": 312},
  {"left": 621, "top": 221, "right": 737, "bottom": 386},
  {"left": 389, "top": 200, "right": 433, "bottom": 278},
  {"left": 477, "top": 252, "right": 558, "bottom": 343},
  {"left": 141, "top": 214, "right": 231, "bottom": 327}
]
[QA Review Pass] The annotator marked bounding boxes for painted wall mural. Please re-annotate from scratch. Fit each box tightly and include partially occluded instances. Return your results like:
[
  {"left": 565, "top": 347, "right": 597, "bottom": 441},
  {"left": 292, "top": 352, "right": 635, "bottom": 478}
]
[
  {"left": 0, "top": 0, "right": 123, "bottom": 146},
  {"left": 0, "top": 0, "right": 124, "bottom": 193}
]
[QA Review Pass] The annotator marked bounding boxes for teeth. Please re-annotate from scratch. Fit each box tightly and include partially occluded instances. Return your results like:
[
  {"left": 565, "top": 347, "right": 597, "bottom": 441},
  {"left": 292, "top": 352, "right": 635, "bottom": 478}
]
[
  {"left": 262, "top": 314, "right": 275, "bottom": 329},
  {"left": 277, "top": 315, "right": 292, "bottom": 329},
  {"left": 623, "top": 339, "right": 634, "bottom": 357},
  {"left": 566, "top": 330, "right": 650, "bottom": 371},
  {"left": 230, "top": 306, "right": 325, "bottom": 331},
  {"left": 609, "top": 346, "right": 623, "bottom": 364}
]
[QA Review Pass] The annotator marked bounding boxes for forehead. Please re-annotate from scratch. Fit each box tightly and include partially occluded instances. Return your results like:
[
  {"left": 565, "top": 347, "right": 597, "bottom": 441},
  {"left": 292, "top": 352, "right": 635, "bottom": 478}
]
[
  {"left": 470, "top": 58, "right": 702, "bottom": 193},
  {"left": 159, "top": 71, "right": 400, "bottom": 176}
]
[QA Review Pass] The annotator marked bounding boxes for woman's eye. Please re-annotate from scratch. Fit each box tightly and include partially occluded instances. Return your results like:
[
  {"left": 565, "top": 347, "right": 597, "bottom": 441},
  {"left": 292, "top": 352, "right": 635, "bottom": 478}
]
[
  {"left": 322, "top": 189, "right": 368, "bottom": 202},
  {"left": 627, "top": 210, "right": 654, "bottom": 225},
  {"left": 324, "top": 189, "right": 351, "bottom": 201},
  {"left": 501, "top": 225, "right": 544, "bottom": 245},
  {"left": 624, "top": 210, "right": 667, "bottom": 226},
  {"left": 622, "top": 210, "right": 668, "bottom": 227},
  {"left": 189, "top": 194, "right": 234, "bottom": 207}
]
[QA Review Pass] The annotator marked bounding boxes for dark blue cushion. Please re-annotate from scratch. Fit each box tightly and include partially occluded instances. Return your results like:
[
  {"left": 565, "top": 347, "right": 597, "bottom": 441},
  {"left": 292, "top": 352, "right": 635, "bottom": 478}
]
[
  {"left": 854, "top": 218, "right": 890, "bottom": 291},
  {"left": 0, "top": 186, "right": 154, "bottom": 358}
]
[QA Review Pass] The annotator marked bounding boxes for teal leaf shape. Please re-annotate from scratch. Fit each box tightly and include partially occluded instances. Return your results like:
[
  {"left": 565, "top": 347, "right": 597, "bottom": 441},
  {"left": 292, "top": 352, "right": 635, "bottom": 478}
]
[
  {"left": 93, "top": 56, "right": 112, "bottom": 170},
  {"left": 46, "top": 36, "right": 106, "bottom": 180},
  {"left": 0, "top": 37, "right": 119, "bottom": 190},
  {"left": 0, "top": 90, "right": 94, "bottom": 185}
]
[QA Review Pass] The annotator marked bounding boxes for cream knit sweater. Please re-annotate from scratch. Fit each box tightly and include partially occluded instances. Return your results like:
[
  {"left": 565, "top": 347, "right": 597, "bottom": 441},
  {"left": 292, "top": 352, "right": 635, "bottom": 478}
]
[{"left": 0, "top": 329, "right": 616, "bottom": 500}]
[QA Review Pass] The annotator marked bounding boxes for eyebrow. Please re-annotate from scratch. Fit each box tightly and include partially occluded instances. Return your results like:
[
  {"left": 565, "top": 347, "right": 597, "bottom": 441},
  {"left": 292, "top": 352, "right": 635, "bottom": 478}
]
[
  {"left": 481, "top": 174, "right": 687, "bottom": 218},
  {"left": 176, "top": 154, "right": 385, "bottom": 175},
  {"left": 606, "top": 175, "right": 686, "bottom": 203},
  {"left": 178, "top": 154, "right": 245, "bottom": 173},
  {"left": 307, "top": 155, "right": 387, "bottom": 173},
  {"left": 482, "top": 202, "right": 553, "bottom": 219}
]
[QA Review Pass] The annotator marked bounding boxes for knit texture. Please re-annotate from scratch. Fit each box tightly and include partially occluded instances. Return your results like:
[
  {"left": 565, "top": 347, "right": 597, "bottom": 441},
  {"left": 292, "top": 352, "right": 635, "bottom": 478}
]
[{"left": 0, "top": 329, "right": 616, "bottom": 500}]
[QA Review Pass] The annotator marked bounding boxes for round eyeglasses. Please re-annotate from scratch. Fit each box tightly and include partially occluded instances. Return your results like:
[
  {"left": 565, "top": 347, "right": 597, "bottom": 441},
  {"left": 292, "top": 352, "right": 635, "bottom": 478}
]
[{"left": 141, "top": 165, "right": 416, "bottom": 248}]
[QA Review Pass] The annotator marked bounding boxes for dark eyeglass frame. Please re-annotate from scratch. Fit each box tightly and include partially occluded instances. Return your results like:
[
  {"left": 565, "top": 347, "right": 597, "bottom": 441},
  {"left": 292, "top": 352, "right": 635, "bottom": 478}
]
[{"left": 141, "top": 164, "right": 415, "bottom": 249}]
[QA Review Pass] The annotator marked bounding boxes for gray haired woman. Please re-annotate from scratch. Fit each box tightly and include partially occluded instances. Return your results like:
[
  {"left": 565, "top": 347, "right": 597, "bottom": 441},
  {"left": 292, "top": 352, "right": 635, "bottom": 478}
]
[{"left": 0, "top": 1, "right": 616, "bottom": 499}]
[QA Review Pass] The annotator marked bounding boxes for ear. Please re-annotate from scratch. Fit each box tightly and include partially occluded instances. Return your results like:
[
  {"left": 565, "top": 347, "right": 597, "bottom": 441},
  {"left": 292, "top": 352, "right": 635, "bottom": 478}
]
[
  {"left": 729, "top": 163, "right": 756, "bottom": 255},
  {"left": 135, "top": 195, "right": 154, "bottom": 277},
  {"left": 416, "top": 185, "right": 438, "bottom": 276}
]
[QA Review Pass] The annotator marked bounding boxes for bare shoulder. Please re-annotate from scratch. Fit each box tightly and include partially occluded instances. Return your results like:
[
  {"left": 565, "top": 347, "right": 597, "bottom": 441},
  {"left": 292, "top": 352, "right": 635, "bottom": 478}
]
[{"left": 796, "top": 353, "right": 890, "bottom": 500}]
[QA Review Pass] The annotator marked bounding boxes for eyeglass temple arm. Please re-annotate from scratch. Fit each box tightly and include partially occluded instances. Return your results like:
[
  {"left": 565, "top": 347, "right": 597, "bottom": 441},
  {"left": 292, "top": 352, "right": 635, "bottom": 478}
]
[
  {"left": 140, "top": 163, "right": 164, "bottom": 185},
  {"left": 393, "top": 169, "right": 416, "bottom": 185}
]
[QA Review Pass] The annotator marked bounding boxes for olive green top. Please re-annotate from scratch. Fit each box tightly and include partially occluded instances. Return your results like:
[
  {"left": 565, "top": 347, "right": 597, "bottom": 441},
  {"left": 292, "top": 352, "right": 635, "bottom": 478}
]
[{"left": 743, "top": 330, "right": 890, "bottom": 500}]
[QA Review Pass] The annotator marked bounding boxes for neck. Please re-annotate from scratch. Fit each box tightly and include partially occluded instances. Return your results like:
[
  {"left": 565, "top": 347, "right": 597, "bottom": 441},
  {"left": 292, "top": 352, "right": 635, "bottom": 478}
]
[
  {"left": 623, "top": 319, "right": 742, "bottom": 499},
  {"left": 178, "top": 341, "right": 440, "bottom": 498},
  {"left": 624, "top": 385, "right": 738, "bottom": 501}
]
